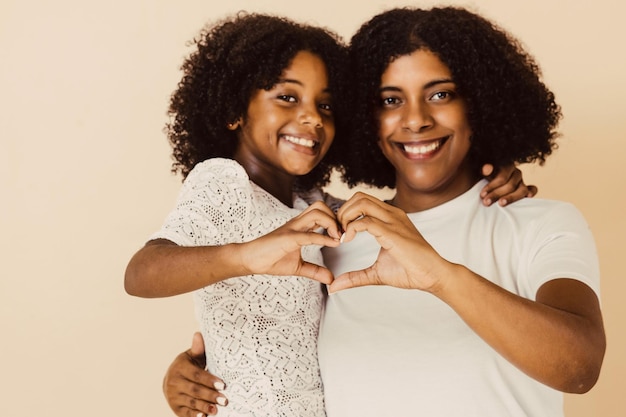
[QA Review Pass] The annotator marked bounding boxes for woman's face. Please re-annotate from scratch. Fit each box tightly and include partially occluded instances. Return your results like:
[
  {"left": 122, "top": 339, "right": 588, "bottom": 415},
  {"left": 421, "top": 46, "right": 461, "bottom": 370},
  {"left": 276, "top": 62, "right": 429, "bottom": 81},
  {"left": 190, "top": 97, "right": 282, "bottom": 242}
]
[{"left": 376, "top": 49, "right": 476, "bottom": 211}]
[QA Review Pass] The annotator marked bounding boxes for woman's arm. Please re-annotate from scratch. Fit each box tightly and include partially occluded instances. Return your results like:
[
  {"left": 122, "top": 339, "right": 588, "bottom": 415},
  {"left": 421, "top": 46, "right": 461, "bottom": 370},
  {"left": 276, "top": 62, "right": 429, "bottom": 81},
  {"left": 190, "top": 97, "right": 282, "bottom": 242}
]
[
  {"left": 331, "top": 193, "right": 605, "bottom": 393},
  {"left": 124, "top": 201, "right": 341, "bottom": 297},
  {"left": 163, "top": 332, "right": 227, "bottom": 417},
  {"left": 434, "top": 268, "right": 605, "bottom": 393}
]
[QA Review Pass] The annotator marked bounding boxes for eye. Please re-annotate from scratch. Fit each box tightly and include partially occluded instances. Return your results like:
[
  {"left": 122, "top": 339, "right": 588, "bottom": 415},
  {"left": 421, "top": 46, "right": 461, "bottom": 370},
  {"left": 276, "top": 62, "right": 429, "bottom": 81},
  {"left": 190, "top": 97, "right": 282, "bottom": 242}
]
[
  {"left": 318, "top": 102, "right": 333, "bottom": 114},
  {"left": 381, "top": 96, "right": 401, "bottom": 107},
  {"left": 277, "top": 94, "right": 297, "bottom": 103},
  {"left": 429, "top": 91, "right": 454, "bottom": 102}
]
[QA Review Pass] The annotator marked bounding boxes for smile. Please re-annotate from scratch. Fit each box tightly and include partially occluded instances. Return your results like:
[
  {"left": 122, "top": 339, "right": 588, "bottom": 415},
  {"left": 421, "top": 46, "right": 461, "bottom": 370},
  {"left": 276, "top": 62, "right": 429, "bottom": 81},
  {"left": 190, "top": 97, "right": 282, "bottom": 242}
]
[
  {"left": 396, "top": 136, "right": 448, "bottom": 157},
  {"left": 283, "top": 134, "right": 317, "bottom": 149}
]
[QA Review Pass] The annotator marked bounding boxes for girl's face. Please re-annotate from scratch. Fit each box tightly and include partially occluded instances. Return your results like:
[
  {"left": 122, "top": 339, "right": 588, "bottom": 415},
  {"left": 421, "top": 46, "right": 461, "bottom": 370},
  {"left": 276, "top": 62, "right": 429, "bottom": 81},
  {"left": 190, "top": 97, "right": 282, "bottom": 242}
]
[
  {"left": 233, "top": 51, "right": 335, "bottom": 183},
  {"left": 376, "top": 49, "right": 476, "bottom": 211}
]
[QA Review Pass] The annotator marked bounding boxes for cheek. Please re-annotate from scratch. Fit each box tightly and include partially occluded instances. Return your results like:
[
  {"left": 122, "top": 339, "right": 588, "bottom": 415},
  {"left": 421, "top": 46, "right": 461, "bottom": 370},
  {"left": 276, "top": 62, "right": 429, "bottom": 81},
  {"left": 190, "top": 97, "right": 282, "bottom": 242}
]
[
  {"left": 376, "top": 138, "right": 395, "bottom": 163},
  {"left": 323, "top": 123, "right": 335, "bottom": 148},
  {"left": 446, "top": 106, "right": 471, "bottom": 133},
  {"left": 377, "top": 111, "right": 403, "bottom": 140}
]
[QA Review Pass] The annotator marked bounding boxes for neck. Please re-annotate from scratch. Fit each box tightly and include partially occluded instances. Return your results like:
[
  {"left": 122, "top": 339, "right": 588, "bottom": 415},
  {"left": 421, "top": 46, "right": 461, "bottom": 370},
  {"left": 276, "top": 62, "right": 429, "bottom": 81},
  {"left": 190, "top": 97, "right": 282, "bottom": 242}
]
[
  {"left": 234, "top": 156, "right": 295, "bottom": 207},
  {"left": 390, "top": 172, "right": 480, "bottom": 213},
  {"left": 253, "top": 175, "right": 295, "bottom": 207}
]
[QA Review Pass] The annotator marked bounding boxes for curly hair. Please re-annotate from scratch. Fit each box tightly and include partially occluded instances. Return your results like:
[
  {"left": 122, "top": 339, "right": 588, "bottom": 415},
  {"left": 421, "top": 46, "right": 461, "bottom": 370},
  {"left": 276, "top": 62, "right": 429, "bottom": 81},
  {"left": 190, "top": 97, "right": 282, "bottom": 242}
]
[
  {"left": 166, "top": 12, "right": 349, "bottom": 190},
  {"left": 342, "top": 6, "right": 562, "bottom": 188}
]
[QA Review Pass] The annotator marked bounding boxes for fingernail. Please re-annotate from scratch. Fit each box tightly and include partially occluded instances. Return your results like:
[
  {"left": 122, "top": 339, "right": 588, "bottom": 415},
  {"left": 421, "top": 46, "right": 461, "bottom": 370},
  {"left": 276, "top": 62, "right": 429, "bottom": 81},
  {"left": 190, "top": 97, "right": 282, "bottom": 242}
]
[
  {"left": 217, "top": 396, "right": 227, "bottom": 406},
  {"left": 484, "top": 198, "right": 491, "bottom": 206},
  {"left": 196, "top": 413, "right": 205, "bottom": 417},
  {"left": 340, "top": 233, "right": 345, "bottom": 243},
  {"left": 214, "top": 381, "right": 225, "bottom": 390}
]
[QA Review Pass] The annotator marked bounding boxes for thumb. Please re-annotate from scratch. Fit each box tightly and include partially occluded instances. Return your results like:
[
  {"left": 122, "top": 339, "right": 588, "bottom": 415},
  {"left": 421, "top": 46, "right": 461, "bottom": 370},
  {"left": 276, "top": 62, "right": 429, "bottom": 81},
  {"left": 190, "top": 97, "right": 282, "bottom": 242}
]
[
  {"left": 297, "top": 262, "right": 334, "bottom": 285},
  {"left": 328, "top": 269, "right": 374, "bottom": 293},
  {"left": 481, "top": 163, "right": 495, "bottom": 178},
  {"left": 190, "top": 331, "right": 205, "bottom": 356}
]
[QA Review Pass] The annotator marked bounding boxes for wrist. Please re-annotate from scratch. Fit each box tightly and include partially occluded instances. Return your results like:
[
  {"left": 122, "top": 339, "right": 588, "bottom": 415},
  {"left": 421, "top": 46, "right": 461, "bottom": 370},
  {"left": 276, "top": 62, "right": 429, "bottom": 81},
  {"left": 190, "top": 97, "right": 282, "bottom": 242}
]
[
  {"left": 222, "top": 242, "right": 252, "bottom": 277},
  {"left": 427, "top": 261, "right": 462, "bottom": 298}
]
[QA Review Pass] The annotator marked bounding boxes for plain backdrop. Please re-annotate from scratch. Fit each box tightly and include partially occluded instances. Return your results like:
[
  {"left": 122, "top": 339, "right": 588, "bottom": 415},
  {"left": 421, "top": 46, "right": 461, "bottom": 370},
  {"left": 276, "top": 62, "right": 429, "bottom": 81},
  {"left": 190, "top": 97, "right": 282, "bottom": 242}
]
[{"left": 1, "top": 0, "right": 624, "bottom": 416}]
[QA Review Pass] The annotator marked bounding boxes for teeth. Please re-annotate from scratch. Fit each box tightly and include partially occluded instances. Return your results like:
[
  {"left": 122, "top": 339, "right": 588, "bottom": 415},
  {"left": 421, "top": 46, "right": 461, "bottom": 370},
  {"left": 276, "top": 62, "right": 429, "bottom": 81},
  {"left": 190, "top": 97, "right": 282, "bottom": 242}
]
[
  {"left": 403, "top": 140, "right": 441, "bottom": 155},
  {"left": 284, "top": 135, "right": 315, "bottom": 148}
]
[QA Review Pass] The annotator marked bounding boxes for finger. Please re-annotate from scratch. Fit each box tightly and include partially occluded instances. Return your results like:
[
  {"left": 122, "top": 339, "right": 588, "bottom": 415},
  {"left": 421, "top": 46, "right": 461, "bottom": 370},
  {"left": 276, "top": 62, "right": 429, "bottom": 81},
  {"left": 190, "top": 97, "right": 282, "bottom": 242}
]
[
  {"left": 328, "top": 269, "right": 379, "bottom": 293},
  {"left": 483, "top": 168, "right": 525, "bottom": 206},
  {"left": 175, "top": 396, "right": 219, "bottom": 417},
  {"left": 495, "top": 180, "right": 534, "bottom": 207},
  {"left": 165, "top": 373, "right": 226, "bottom": 413},
  {"left": 337, "top": 194, "right": 391, "bottom": 231},
  {"left": 481, "top": 168, "right": 527, "bottom": 206},
  {"left": 291, "top": 230, "right": 341, "bottom": 249},
  {"left": 336, "top": 191, "right": 375, "bottom": 221},
  {"left": 296, "top": 262, "right": 335, "bottom": 284},
  {"left": 292, "top": 205, "right": 341, "bottom": 239},
  {"left": 188, "top": 392, "right": 227, "bottom": 413},
  {"left": 177, "top": 402, "right": 217, "bottom": 417},
  {"left": 340, "top": 213, "right": 389, "bottom": 245},
  {"left": 174, "top": 350, "right": 225, "bottom": 394},
  {"left": 479, "top": 164, "right": 515, "bottom": 198},
  {"left": 190, "top": 332, "right": 205, "bottom": 356},
  {"left": 182, "top": 380, "right": 228, "bottom": 410},
  {"left": 481, "top": 163, "right": 495, "bottom": 177}
]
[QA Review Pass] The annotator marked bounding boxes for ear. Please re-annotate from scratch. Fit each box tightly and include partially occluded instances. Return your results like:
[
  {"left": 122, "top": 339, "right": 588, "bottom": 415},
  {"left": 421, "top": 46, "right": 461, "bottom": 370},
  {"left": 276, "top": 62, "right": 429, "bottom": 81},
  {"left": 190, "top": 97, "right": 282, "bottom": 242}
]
[{"left": 226, "top": 118, "right": 242, "bottom": 131}]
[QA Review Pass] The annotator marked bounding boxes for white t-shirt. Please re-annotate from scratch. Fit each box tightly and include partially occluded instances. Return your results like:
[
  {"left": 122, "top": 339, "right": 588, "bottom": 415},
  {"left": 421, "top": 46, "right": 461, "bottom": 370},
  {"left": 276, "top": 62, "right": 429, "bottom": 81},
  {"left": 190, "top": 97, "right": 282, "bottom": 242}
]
[
  {"left": 152, "top": 158, "right": 326, "bottom": 417},
  {"left": 318, "top": 180, "right": 600, "bottom": 417}
]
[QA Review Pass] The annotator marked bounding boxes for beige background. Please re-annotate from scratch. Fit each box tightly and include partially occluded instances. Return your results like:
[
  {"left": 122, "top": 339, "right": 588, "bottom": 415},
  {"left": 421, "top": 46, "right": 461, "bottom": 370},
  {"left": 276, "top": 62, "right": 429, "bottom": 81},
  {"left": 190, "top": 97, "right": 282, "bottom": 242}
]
[{"left": 1, "top": 0, "right": 624, "bottom": 416}]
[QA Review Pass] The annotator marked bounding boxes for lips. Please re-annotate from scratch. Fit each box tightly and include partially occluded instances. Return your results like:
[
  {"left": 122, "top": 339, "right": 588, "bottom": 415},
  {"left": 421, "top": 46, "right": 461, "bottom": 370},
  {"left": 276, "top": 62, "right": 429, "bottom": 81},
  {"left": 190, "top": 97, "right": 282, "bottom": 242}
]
[
  {"left": 282, "top": 134, "right": 319, "bottom": 149},
  {"left": 395, "top": 136, "right": 449, "bottom": 158}
]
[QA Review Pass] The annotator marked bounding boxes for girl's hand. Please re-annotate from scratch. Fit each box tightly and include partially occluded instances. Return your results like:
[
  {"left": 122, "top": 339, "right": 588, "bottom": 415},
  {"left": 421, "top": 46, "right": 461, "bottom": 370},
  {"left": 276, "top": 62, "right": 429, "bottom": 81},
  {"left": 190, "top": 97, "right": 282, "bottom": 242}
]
[
  {"left": 480, "top": 164, "right": 538, "bottom": 207},
  {"left": 239, "top": 201, "right": 341, "bottom": 284},
  {"left": 163, "top": 332, "right": 227, "bottom": 417},
  {"left": 329, "top": 193, "right": 449, "bottom": 293}
]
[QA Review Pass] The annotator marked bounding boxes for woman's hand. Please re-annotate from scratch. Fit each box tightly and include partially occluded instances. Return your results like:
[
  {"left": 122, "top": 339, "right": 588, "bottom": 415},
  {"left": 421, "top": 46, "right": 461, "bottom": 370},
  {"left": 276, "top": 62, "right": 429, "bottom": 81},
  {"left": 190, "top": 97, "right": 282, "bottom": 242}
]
[
  {"left": 480, "top": 163, "right": 538, "bottom": 206},
  {"left": 163, "top": 333, "right": 228, "bottom": 417},
  {"left": 329, "top": 192, "right": 449, "bottom": 293}
]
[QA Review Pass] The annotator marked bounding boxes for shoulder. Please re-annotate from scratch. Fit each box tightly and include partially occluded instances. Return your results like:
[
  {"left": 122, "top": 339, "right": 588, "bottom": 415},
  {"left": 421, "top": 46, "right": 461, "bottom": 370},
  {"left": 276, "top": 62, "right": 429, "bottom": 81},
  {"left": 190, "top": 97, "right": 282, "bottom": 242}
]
[
  {"left": 178, "top": 158, "right": 253, "bottom": 204},
  {"left": 185, "top": 158, "right": 249, "bottom": 184},
  {"left": 505, "top": 198, "right": 589, "bottom": 228},
  {"left": 492, "top": 198, "right": 596, "bottom": 259}
]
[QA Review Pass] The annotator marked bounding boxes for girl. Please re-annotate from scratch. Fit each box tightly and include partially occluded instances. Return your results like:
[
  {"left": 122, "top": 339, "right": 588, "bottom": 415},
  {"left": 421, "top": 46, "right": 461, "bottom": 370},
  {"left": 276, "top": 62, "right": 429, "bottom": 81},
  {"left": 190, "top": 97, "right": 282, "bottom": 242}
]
[
  {"left": 128, "top": 10, "right": 538, "bottom": 417},
  {"left": 125, "top": 13, "right": 348, "bottom": 417}
]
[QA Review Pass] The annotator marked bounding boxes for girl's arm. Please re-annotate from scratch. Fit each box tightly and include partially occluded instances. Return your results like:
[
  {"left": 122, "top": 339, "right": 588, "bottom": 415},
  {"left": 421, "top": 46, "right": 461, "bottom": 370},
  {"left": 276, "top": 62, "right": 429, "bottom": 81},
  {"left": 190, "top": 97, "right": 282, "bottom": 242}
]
[
  {"left": 124, "top": 238, "right": 245, "bottom": 297},
  {"left": 480, "top": 163, "right": 537, "bottom": 206},
  {"left": 125, "top": 201, "right": 341, "bottom": 297},
  {"left": 331, "top": 193, "right": 605, "bottom": 393}
]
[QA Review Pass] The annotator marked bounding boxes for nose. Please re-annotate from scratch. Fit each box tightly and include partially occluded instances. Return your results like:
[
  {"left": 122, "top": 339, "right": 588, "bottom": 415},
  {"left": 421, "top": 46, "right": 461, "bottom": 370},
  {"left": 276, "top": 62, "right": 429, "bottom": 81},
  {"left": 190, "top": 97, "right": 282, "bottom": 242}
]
[
  {"left": 403, "top": 99, "right": 433, "bottom": 132},
  {"left": 299, "top": 105, "right": 323, "bottom": 128}
]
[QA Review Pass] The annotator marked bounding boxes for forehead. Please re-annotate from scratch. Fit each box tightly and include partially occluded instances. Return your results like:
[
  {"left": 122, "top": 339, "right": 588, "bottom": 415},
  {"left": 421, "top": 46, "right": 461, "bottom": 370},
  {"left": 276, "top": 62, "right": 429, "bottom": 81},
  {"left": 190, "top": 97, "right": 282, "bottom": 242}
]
[
  {"left": 381, "top": 50, "right": 452, "bottom": 86},
  {"left": 280, "top": 51, "right": 329, "bottom": 85}
]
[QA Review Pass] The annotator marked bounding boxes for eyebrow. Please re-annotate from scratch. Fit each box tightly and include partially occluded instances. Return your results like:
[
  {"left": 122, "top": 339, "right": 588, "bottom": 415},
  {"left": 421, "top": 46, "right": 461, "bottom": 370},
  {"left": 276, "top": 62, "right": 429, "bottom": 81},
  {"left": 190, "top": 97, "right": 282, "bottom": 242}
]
[
  {"left": 277, "top": 78, "right": 331, "bottom": 93},
  {"left": 279, "top": 78, "right": 303, "bottom": 86},
  {"left": 379, "top": 78, "right": 455, "bottom": 92}
]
